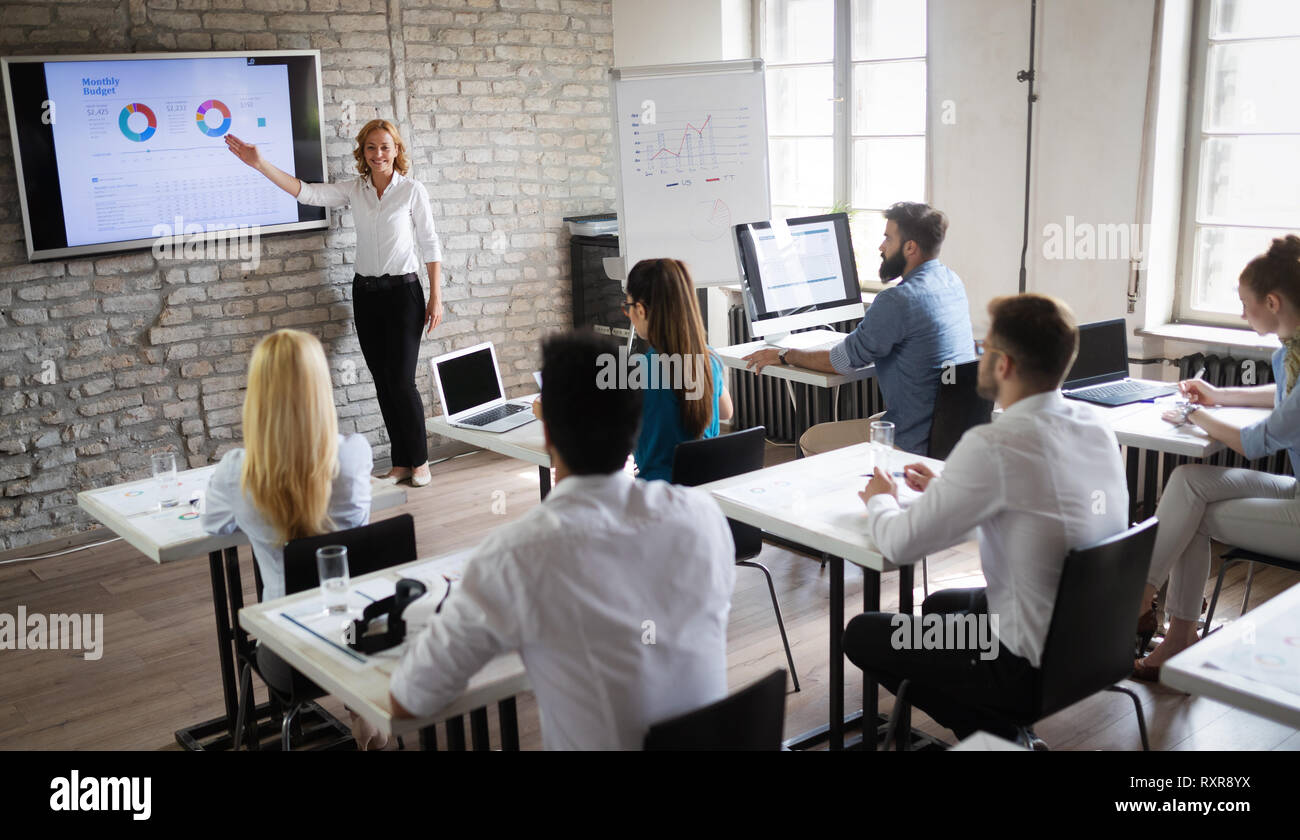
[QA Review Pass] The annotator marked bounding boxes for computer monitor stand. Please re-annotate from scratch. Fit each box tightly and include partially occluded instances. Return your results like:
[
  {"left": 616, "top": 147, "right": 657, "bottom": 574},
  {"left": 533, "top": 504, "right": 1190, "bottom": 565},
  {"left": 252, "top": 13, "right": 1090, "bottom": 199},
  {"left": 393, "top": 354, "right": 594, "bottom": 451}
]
[{"left": 763, "top": 328, "right": 844, "bottom": 350}]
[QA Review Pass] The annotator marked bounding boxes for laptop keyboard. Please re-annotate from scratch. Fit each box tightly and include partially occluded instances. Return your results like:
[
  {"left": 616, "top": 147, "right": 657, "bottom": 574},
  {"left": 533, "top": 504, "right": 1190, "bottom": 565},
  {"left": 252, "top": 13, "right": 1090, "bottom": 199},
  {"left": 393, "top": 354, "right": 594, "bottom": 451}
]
[
  {"left": 1068, "top": 380, "right": 1177, "bottom": 402},
  {"left": 461, "top": 402, "right": 528, "bottom": 427}
]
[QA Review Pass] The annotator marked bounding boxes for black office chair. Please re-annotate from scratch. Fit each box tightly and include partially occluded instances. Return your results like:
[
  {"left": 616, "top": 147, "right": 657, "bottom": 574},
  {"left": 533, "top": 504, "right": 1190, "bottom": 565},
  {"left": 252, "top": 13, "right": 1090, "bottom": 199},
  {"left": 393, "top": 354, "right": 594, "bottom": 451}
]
[
  {"left": 673, "top": 426, "right": 800, "bottom": 692},
  {"left": 1203, "top": 546, "right": 1300, "bottom": 638},
  {"left": 643, "top": 669, "right": 788, "bottom": 750},
  {"left": 885, "top": 518, "right": 1159, "bottom": 751},
  {"left": 234, "top": 514, "right": 418, "bottom": 750},
  {"left": 927, "top": 359, "right": 993, "bottom": 461}
]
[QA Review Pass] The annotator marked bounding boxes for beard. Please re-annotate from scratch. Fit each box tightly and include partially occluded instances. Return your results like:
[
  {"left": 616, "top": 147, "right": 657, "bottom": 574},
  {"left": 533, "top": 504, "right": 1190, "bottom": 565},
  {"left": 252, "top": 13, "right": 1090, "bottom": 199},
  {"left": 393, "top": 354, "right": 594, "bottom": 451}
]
[
  {"left": 975, "top": 362, "right": 998, "bottom": 402},
  {"left": 878, "top": 249, "right": 907, "bottom": 282}
]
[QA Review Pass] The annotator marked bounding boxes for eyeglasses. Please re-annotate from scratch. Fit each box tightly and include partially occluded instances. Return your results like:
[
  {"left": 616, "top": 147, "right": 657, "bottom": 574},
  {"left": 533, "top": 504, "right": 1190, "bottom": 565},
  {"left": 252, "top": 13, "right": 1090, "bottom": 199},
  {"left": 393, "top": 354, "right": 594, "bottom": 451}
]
[
  {"left": 621, "top": 299, "right": 637, "bottom": 315},
  {"left": 975, "top": 339, "right": 1003, "bottom": 358}
]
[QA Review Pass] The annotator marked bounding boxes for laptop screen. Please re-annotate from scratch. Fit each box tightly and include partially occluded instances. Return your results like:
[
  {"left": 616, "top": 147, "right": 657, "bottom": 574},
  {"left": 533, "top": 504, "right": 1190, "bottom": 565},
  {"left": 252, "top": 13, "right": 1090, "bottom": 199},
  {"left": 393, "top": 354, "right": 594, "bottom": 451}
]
[
  {"left": 436, "top": 348, "right": 502, "bottom": 416},
  {"left": 1064, "top": 319, "right": 1129, "bottom": 389}
]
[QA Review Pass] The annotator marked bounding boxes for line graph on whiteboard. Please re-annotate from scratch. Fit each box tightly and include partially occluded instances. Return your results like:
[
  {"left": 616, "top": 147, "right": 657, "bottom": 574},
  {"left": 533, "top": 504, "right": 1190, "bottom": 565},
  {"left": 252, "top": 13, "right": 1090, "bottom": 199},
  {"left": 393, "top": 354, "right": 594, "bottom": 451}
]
[{"left": 631, "top": 106, "right": 754, "bottom": 178}]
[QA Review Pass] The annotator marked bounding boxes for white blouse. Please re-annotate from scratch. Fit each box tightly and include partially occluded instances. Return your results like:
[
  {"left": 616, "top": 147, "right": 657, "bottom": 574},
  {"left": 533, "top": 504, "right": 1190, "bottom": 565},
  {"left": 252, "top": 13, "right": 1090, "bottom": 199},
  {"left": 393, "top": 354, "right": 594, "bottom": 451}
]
[
  {"left": 201, "top": 434, "right": 373, "bottom": 602},
  {"left": 296, "top": 172, "right": 443, "bottom": 277}
]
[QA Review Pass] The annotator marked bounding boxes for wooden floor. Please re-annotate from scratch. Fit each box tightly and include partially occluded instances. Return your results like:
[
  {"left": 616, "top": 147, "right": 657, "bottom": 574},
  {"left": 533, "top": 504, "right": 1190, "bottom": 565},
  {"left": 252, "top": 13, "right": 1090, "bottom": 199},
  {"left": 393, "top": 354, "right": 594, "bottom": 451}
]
[{"left": 1, "top": 442, "right": 1297, "bottom": 751}]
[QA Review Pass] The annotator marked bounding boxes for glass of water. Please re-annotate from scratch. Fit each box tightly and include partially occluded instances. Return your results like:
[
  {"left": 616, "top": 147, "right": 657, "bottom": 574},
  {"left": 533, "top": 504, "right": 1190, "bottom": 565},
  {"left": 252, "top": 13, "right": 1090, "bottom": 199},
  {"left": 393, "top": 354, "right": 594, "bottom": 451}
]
[
  {"left": 151, "top": 452, "right": 179, "bottom": 509},
  {"left": 316, "top": 546, "right": 350, "bottom": 615},
  {"left": 870, "top": 420, "right": 896, "bottom": 475}
]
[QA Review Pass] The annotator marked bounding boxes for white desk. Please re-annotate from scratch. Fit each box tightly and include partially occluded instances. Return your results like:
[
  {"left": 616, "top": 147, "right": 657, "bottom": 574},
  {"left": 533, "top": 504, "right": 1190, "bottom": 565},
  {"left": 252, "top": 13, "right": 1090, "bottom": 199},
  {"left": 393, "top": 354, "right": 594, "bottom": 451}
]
[
  {"left": 1083, "top": 392, "right": 1270, "bottom": 459},
  {"left": 240, "top": 550, "right": 531, "bottom": 746},
  {"left": 701, "top": 442, "right": 944, "bottom": 750},
  {"left": 1161, "top": 581, "right": 1300, "bottom": 729},
  {"left": 76, "top": 468, "right": 407, "bottom": 750},
  {"left": 428, "top": 398, "right": 553, "bottom": 496},
  {"left": 715, "top": 331, "right": 876, "bottom": 388}
]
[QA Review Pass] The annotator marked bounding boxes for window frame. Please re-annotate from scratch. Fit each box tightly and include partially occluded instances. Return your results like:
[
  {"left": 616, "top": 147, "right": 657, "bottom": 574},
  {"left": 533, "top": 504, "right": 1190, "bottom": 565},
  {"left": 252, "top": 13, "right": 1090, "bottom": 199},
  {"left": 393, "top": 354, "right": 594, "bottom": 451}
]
[
  {"left": 1174, "top": 0, "right": 1300, "bottom": 327},
  {"left": 756, "top": 0, "right": 929, "bottom": 292}
]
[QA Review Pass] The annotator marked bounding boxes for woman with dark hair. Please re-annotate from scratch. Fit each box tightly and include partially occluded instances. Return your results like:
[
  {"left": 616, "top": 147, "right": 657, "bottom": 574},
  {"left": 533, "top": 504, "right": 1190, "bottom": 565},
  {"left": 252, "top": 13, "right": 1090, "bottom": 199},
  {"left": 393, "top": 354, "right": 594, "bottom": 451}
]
[
  {"left": 1133, "top": 235, "right": 1300, "bottom": 679},
  {"left": 623, "top": 258, "right": 733, "bottom": 482},
  {"left": 226, "top": 118, "right": 442, "bottom": 487}
]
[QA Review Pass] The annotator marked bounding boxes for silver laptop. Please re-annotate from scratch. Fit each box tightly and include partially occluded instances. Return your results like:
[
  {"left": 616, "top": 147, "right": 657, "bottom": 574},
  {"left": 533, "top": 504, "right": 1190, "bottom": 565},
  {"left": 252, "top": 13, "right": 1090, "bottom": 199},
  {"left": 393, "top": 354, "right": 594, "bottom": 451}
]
[{"left": 430, "top": 342, "right": 536, "bottom": 433}]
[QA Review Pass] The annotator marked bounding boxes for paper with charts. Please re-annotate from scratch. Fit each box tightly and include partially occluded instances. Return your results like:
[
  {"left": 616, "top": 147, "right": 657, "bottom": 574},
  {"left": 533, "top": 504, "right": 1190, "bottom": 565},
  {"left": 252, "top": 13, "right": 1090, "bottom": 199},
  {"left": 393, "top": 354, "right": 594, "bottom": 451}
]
[
  {"left": 715, "top": 456, "right": 924, "bottom": 532},
  {"left": 86, "top": 465, "right": 216, "bottom": 519},
  {"left": 1202, "top": 609, "right": 1300, "bottom": 699}
]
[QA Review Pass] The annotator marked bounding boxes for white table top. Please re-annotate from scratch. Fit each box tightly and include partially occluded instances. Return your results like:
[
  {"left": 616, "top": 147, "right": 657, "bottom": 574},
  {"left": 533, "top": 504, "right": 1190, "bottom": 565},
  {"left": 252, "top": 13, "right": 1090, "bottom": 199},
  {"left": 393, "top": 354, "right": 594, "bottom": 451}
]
[
  {"left": 716, "top": 331, "right": 877, "bottom": 388},
  {"left": 239, "top": 550, "right": 530, "bottom": 737},
  {"left": 700, "top": 441, "right": 943, "bottom": 571},
  {"left": 1161, "top": 581, "right": 1300, "bottom": 729},
  {"left": 76, "top": 467, "right": 408, "bottom": 564},
  {"left": 428, "top": 397, "right": 550, "bottom": 468}
]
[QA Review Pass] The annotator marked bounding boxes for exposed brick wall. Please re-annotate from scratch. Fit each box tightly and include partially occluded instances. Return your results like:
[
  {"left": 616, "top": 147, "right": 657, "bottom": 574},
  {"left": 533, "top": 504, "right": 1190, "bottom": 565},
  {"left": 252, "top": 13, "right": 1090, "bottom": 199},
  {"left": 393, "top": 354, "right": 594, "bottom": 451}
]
[{"left": 0, "top": 0, "right": 615, "bottom": 549}]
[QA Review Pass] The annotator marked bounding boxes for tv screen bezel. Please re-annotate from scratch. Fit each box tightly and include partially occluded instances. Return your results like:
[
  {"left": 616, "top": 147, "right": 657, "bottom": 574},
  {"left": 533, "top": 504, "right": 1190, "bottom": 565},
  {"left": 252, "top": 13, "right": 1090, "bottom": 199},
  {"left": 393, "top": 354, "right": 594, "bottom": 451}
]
[
  {"left": 1, "top": 50, "right": 331, "bottom": 263},
  {"left": 733, "top": 212, "right": 863, "bottom": 325}
]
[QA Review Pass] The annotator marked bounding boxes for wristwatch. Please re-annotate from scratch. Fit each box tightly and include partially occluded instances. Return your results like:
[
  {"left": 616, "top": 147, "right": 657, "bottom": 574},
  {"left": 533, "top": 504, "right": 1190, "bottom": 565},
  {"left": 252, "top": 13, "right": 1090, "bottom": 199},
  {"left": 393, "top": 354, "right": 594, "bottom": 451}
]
[
  {"left": 778, "top": 348, "right": 790, "bottom": 366},
  {"left": 1178, "top": 403, "right": 1201, "bottom": 425}
]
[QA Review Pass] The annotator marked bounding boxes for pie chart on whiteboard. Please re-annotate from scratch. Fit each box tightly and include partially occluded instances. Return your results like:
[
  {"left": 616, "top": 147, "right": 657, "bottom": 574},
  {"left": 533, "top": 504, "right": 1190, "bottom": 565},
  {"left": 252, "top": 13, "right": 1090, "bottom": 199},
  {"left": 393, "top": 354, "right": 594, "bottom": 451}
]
[{"left": 690, "top": 198, "right": 731, "bottom": 242}]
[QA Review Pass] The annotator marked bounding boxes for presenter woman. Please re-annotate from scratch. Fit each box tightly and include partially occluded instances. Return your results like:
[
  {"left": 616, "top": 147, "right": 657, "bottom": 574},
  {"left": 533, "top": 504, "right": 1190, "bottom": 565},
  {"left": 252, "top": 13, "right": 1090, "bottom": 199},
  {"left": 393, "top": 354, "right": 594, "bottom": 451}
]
[
  {"left": 1133, "top": 235, "right": 1300, "bottom": 679},
  {"left": 623, "top": 258, "right": 733, "bottom": 482},
  {"left": 226, "top": 119, "right": 442, "bottom": 487}
]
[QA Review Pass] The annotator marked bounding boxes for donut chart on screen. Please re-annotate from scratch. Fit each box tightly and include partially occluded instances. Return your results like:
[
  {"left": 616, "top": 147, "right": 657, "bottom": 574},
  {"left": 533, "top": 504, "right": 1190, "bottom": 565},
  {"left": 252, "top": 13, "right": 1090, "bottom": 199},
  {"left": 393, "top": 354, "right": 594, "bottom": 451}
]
[
  {"left": 195, "top": 99, "right": 232, "bottom": 136},
  {"left": 118, "top": 102, "right": 157, "bottom": 142}
]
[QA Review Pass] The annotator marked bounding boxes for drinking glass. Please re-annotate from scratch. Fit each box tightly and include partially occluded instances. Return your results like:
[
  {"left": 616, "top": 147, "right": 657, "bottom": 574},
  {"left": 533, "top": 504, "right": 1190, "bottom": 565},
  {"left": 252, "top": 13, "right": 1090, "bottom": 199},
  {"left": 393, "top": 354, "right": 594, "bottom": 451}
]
[
  {"left": 869, "top": 420, "right": 895, "bottom": 475},
  {"left": 151, "top": 452, "right": 179, "bottom": 509},
  {"left": 316, "top": 546, "right": 350, "bottom": 615}
]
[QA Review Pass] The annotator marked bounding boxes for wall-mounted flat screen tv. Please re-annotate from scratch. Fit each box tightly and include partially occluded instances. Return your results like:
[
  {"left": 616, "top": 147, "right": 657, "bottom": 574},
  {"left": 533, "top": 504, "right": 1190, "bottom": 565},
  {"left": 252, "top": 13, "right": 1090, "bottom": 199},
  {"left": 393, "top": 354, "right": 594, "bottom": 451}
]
[{"left": 2, "top": 50, "right": 329, "bottom": 262}]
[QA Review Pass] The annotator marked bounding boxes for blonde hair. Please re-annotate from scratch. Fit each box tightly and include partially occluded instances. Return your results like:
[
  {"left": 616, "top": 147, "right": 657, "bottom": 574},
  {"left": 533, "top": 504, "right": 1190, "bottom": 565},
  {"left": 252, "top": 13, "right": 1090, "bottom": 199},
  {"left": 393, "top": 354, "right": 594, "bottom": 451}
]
[
  {"left": 240, "top": 330, "right": 340, "bottom": 543},
  {"left": 353, "top": 118, "right": 411, "bottom": 179},
  {"left": 625, "top": 258, "right": 716, "bottom": 438}
]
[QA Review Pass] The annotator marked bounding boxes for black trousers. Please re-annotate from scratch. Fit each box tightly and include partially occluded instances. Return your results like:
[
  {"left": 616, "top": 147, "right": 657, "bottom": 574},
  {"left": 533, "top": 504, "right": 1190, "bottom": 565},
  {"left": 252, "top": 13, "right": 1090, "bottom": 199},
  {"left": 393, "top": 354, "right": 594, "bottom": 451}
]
[
  {"left": 842, "top": 587, "right": 1039, "bottom": 741},
  {"left": 353, "top": 273, "right": 428, "bottom": 468}
]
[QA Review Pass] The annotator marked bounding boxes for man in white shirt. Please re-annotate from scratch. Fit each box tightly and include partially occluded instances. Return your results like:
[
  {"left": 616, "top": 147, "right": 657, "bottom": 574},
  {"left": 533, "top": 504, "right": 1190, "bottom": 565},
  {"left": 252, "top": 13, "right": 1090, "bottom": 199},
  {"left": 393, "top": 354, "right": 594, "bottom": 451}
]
[
  {"left": 843, "top": 293, "right": 1128, "bottom": 742},
  {"left": 386, "top": 331, "right": 737, "bottom": 749}
]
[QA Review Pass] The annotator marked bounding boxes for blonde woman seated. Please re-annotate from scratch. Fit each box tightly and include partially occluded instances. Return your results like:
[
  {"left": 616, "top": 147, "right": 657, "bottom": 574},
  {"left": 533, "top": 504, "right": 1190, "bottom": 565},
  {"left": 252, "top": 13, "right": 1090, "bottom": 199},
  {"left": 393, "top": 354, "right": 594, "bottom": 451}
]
[
  {"left": 202, "top": 329, "right": 374, "bottom": 736},
  {"left": 1134, "top": 235, "right": 1300, "bottom": 680}
]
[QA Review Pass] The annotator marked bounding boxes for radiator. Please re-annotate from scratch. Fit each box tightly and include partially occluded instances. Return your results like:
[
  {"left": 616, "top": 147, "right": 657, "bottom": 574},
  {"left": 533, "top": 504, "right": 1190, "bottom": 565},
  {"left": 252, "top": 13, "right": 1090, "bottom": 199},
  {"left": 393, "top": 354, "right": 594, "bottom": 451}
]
[
  {"left": 1127, "top": 352, "right": 1292, "bottom": 521},
  {"left": 727, "top": 305, "right": 883, "bottom": 443}
]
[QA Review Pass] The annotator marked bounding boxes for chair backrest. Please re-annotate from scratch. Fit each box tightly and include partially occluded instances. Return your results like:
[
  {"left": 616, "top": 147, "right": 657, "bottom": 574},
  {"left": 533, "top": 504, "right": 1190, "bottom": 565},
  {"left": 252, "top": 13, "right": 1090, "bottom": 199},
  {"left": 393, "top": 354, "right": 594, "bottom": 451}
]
[
  {"left": 927, "top": 360, "right": 993, "bottom": 460},
  {"left": 671, "top": 426, "right": 767, "bottom": 560},
  {"left": 1035, "top": 517, "right": 1159, "bottom": 718},
  {"left": 643, "top": 669, "right": 787, "bottom": 750},
  {"left": 282, "top": 514, "right": 419, "bottom": 597}
]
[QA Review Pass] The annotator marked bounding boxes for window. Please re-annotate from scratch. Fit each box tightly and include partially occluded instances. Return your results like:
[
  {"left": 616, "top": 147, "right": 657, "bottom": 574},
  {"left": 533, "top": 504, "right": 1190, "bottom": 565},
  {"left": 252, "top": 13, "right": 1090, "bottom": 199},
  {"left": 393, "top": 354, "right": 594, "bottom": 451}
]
[
  {"left": 759, "top": 0, "right": 927, "bottom": 288},
  {"left": 1177, "top": 0, "right": 1300, "bottom": 325}
]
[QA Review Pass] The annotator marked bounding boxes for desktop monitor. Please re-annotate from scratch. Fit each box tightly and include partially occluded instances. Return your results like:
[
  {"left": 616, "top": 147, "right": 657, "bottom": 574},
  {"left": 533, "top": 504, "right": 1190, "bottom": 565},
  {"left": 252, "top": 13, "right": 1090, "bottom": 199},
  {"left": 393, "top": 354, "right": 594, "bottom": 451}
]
[{"left": 733, "top": 212, "right": 865, "bottom": 345}]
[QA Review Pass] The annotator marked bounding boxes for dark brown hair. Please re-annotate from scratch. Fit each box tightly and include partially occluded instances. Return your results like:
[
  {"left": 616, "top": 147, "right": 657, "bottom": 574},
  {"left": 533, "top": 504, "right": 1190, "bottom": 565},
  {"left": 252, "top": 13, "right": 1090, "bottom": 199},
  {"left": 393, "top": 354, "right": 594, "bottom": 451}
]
[
  {"left": 883, "top": 201, "right": 948, "bottom": 257},
  {"left": 987, "top": 293, "right": 1079, "bottom": 390},
  {"left": 1239, "top": 234, "right": 1300, "bottom": 311},
  {"left": 625, "top": 258, "right": 716, "bottom": 439}
]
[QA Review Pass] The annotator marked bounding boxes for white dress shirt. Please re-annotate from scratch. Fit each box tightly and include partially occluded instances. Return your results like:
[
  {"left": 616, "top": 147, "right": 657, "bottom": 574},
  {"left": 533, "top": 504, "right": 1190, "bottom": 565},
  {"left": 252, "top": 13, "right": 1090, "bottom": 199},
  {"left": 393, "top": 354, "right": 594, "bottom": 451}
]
[
  {"left": 864, "top": 391, "right": 1128, "bottom": 666},
  {"left": 296, "top": 172, "right": 443, "bottom": 276},
  {"left": 201, "top": 434, "right": 373, "bottom": 602},
  {"left": 390, "top": 471, "right": 737, "bottom": 750}
]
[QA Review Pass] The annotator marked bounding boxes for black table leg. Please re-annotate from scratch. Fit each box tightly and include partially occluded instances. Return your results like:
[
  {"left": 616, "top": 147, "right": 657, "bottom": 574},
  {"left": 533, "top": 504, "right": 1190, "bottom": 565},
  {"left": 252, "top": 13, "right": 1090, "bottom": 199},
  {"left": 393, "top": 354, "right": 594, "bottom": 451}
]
[
  {"left": 828, "top": 555, "right": 845, "bottom": 750},
  {"left": 896, "top": 564, "right": 915, "bottom": 744},
  {"left": 174, "top": 549, "right": 242, "bottom": 750},
  {"left": 862, "top": 568, "right": 881, "bottom": 751},
  {"left": 538, "top": 465, "right": 551, "bottom": 499}
]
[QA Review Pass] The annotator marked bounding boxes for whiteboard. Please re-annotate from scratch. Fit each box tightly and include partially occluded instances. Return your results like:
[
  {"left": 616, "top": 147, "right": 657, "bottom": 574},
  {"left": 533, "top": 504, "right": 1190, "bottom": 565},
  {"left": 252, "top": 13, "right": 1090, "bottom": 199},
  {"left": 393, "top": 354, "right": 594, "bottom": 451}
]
[{"left": 610, "top": 60, "right": 771, "bottom": 287}]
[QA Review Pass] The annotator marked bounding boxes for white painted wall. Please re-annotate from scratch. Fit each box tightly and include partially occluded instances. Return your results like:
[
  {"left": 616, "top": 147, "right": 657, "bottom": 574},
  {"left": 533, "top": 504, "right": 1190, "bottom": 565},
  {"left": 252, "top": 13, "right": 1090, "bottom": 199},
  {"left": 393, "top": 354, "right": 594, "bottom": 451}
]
[{"left": 613, "top": 0, "right": 752, "bottom": 67}]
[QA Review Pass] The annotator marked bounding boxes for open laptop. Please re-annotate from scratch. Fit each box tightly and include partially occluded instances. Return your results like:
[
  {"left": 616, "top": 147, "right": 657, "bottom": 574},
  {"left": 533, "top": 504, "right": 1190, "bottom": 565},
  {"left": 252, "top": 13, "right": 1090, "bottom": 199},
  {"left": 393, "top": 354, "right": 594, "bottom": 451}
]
[
  {"left": 430, "top": 342, "right": 536, "bottom": 433},
  {"left": 1062, "top": 319, "right": 1178, "bottom": 407}
]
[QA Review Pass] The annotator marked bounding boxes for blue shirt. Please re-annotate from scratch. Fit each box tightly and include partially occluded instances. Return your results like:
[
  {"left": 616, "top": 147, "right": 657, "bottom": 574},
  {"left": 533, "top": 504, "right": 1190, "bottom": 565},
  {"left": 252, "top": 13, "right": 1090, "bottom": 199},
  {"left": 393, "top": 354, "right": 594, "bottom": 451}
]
[
  {"left": 634, "top": 347, "right": 725, "bottom": 483},
  {"left": 829, "top": 259, "right": 975, "bottom": 455},
  {"left": 1240, "top": 347, "right": 1300, "bottom": 478}
]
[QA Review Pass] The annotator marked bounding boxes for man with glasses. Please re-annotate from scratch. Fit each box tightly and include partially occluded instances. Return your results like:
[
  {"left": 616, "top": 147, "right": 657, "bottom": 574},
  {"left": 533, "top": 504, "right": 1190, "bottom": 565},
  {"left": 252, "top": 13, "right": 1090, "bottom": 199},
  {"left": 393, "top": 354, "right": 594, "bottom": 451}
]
[
  {"left": 743, "top": 201, "right": 975, "bottom": 456},
  {"left": 841, "top": 293, "right": 1128, "bottom": 745}
]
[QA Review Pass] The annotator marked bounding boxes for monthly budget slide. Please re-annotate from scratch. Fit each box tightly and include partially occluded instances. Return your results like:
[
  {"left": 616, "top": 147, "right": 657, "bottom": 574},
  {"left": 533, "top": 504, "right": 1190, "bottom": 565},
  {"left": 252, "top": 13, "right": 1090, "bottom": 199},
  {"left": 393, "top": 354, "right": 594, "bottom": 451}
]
[{"left": 44, "top": 58, "right": 301, "bottom": 246}]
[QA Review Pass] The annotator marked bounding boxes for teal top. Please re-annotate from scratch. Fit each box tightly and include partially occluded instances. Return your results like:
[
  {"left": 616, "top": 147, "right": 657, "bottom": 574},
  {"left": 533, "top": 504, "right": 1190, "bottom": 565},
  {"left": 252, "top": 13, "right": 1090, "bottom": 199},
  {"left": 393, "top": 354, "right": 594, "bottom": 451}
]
[{"left": 633, "top": 347, "right": 724, "bottom": 483}]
